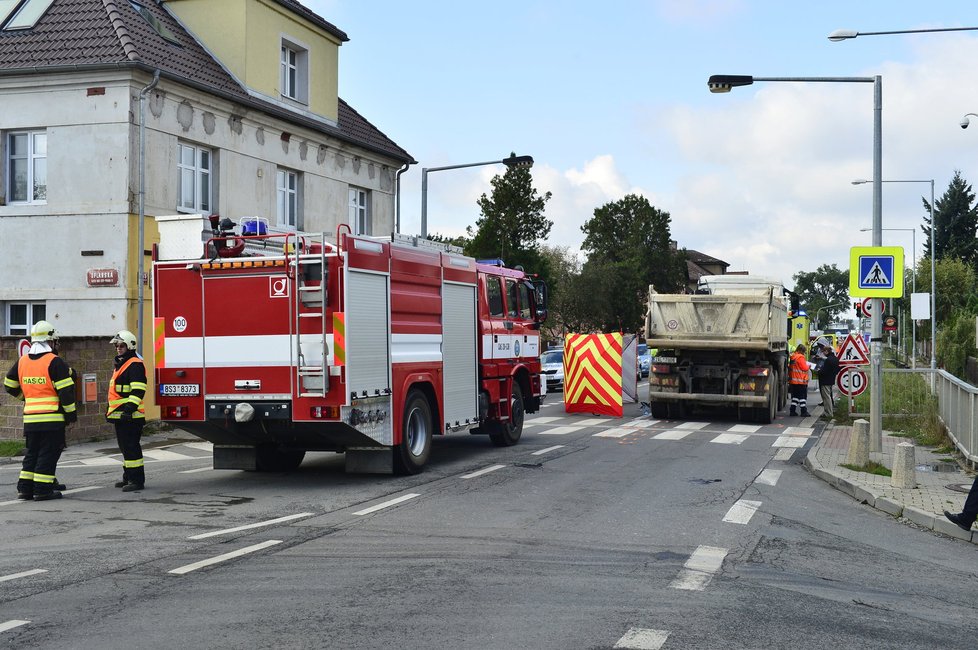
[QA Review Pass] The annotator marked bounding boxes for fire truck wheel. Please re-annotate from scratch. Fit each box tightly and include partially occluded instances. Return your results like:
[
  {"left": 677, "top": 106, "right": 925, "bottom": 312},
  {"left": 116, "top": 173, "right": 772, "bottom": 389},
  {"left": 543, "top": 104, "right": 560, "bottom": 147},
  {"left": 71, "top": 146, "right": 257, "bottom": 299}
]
[
  {"left": 649, "top": 402, "right": 668, "bottom": 419},
  {"left": 395, "top": 390, "right": 433, "bottom": 475},
  {"left": 255, "top": 446, "right": 306, "bottom": 472},
  {"left": 489, "top": 382, "right": 524, "bottom": 447}
]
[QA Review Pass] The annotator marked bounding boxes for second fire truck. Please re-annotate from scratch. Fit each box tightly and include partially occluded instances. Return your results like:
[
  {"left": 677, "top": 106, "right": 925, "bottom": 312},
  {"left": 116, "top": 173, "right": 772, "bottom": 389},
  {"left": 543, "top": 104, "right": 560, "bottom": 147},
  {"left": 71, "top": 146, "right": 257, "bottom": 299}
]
[{"left": 152, "top": 214, "right": 548, "bottom": 474}]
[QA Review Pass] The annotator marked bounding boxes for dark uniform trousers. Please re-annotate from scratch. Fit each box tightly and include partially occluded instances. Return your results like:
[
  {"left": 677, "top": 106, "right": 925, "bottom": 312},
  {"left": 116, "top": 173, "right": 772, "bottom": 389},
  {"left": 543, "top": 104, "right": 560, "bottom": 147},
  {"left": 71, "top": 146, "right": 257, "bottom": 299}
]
[
  {"left": 115, "top": 418, "right": 145, "bottom": 485},
  {"left": 19, "top": 429, "right": 66, "bottom": 497}
]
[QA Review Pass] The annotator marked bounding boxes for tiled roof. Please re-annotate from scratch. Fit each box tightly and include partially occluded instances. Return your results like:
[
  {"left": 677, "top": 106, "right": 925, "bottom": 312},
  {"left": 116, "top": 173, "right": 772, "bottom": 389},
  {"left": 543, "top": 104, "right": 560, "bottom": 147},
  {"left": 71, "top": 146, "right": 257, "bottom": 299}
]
[
  {"left": 685, "top": 248, "right": 729, "bottom": 268},
  {"left": 0, "top": 0, "right": 412, "bottom": 163}
]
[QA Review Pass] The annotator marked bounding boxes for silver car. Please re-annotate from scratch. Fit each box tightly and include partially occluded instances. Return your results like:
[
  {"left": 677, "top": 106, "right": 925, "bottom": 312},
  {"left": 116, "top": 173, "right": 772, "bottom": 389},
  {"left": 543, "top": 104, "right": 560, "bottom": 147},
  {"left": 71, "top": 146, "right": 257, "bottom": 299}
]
[{"left": 541, "top": 349, "right": 564, "bottom": 391}]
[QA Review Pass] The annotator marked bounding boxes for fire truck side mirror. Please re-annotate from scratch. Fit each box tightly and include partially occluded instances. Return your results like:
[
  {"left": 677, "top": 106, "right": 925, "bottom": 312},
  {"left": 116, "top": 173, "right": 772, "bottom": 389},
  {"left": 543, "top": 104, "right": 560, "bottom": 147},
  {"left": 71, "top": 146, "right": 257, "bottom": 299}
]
[{"left": 533, "top": 280, "right": 548, "bottom": 323}]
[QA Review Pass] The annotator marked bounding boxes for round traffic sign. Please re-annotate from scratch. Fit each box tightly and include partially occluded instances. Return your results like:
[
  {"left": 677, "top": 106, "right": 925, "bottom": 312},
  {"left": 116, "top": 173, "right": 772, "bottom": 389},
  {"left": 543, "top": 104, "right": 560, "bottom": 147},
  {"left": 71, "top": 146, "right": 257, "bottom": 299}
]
[
  {"left": 837, "top": 367, "right": 867, "bottom": 397},
  {"left": 860, "top": 297, "right": 885, "bottom": 318},
  {"left": 18, "top": 338, "right": 31, "bottom": 357}
]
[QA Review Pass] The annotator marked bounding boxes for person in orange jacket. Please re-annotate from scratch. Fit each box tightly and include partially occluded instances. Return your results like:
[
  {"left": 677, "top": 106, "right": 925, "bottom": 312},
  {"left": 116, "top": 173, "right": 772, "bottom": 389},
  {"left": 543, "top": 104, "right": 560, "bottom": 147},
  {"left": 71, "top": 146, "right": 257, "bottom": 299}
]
[
  {"left": 3, "top": 321, "right": 76, "bottom": 500},
  {"left": 788, "top": 343, "right": 812, "bottom": 417}
]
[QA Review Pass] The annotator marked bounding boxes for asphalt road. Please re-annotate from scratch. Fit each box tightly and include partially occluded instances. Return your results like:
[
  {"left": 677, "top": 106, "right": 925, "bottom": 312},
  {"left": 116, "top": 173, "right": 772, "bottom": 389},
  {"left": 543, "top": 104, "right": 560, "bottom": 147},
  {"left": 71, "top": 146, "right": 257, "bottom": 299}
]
[{"left": 1, "top": 387, "right": 976, "bottom": 649}]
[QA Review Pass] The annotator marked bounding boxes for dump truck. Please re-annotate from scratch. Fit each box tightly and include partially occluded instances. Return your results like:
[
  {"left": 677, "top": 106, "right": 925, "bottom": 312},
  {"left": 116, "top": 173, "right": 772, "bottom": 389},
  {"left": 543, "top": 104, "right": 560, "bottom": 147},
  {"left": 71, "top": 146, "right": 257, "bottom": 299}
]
[{"left": 644, "top": 275, "right": 789, "bottom": 423}]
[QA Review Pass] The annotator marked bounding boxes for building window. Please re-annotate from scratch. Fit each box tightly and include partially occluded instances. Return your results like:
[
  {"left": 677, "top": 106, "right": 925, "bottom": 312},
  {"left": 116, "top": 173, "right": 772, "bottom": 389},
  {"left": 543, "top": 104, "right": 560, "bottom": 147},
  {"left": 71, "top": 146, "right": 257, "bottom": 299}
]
[
  {"left": 7, "top": 130, "right": 46, "bottom": 203},
  {"left": 177, "top": 142, "right": 212, "bottom": 214},
  {"left": 276, "top": 168, "right": 299, "bottom": 228},
  {"left": 6, "top": 302, "right": 45, "bottom": 336},
  {"left": 349, "top": 187, "right": 371, "bottom": 235},
  {"left": 280, "top": 39, "right": 308, "bottom": 104}
]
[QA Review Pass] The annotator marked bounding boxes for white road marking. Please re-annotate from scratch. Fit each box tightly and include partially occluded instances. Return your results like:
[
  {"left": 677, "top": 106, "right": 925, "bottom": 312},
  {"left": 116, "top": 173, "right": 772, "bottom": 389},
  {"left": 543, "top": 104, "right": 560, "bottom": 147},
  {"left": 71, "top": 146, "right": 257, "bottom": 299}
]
[
  {"left": 773, "top": 436, "right": 807, "bottom": 448},
  {"left": 169, "top": 540, "right": 283, "bottom": 575},
  {"left": 613, "top": 627, "right": 670, "bottom": 649},
  {"left": 573, "top": 418, "right": 609, "bottom": 426},
  {"left": 593, "top": 428, "right": 632, "bottom": 438},
  {"left": 353, "top": 493, "right": 420, "bottom": 516},
  {"left": 0, "top": 499, "right": 28, "bottom": 506},
  {"left": 0, "top": 620, "right": 30, "bottom": 633},
  {"left": 143, "top": 449, "right": 196, "bottom": 461},
  {"left": 653, "top": 430, "right": 691, "bottom": 440},
  {"left": 782, "top": 426, "right": 813, "bottom": 436},
  {"left": 755, "top": 469, "right": 782, "bottom": 486},
  {"left": 63, "top": 486, "right": 101, "bottom": 495},
  {"left": 183, "top": 441, "right": 214, "bottom": 451},
  {"left": 675, "top": 421, "right": 709, "bottom": 430},
  {"left": 723, "top": 499, "right": 762, "bottom": 524},
  {"left": 78, "top": 457, "right": 122, "bottom": 466},
  {"left": 710, "top": 433, "right": 748, "bottom": 445},
  {"left": 728, "top": 424, "right": 761, "bottom": 433},
  {"left": 538, "top": 426, "right": 585, "bottom": 436},
  {"left": 628, "top": 419, "right": 659, "bottom": 428},
  {"left": 179, "top": 466, "right": 214, "bottom": 474},
  {"left": 531, "top": 445, "right": 564, "bottom": 455},
  {"left": 460, "top": 464, "right": 506, "bottom": 479},
  {"left": 0, "top": 569, "right": 46, "bottom": 583},
  {"left": 669, "top": 545, "right": 728, "bottom": 591},
  {"left": 188, "top": 513, "right": 316, "bottom": 540},
  {"left": 531, "top": 416, "right": 563, "bottom": 424},
  {"left": 774, "top": 448, "right": 795, "bottom": 461}
]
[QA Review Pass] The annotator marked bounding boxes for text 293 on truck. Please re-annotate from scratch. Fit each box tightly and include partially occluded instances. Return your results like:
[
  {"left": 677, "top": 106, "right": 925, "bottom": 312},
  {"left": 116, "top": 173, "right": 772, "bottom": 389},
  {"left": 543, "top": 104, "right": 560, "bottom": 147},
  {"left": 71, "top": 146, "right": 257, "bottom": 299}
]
[{"left": 152, "top": 214, "right": 548, "bottom": 475}]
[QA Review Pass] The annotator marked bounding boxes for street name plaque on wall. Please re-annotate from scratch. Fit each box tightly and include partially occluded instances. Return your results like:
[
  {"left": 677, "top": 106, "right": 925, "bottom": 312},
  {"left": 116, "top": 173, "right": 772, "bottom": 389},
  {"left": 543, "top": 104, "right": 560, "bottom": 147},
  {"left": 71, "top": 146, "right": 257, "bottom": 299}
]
[{"left": 87, "top": 268, "right": 119, "bottom": 287}]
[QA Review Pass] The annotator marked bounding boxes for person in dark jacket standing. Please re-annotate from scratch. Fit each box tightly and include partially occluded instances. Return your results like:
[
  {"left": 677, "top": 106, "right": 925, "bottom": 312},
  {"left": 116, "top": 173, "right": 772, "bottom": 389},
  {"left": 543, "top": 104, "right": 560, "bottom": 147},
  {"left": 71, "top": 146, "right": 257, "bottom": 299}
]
[
  {"left": 3, "top": 321, "right": 76, "bottom": 500},
  {"left": 106, "top": 330, "right": 147, "bottom": 492},
  {"left": 817, "top": 345, "right": 841, "bottom": 419}
]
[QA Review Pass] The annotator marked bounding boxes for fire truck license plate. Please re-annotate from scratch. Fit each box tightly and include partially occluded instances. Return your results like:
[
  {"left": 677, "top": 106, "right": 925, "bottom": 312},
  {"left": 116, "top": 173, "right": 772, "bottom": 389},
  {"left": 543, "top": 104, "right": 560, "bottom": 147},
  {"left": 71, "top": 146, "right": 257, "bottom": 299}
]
[{"left": 161, "top": 384, "right": 199, "bottom": 396}]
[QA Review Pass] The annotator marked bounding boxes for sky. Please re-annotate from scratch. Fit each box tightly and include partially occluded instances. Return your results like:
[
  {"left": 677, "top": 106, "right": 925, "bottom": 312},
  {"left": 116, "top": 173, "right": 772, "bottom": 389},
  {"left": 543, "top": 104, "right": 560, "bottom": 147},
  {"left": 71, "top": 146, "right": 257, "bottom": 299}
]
[{"left": 304, "top": 1, "right": 978, "bottom": 292}]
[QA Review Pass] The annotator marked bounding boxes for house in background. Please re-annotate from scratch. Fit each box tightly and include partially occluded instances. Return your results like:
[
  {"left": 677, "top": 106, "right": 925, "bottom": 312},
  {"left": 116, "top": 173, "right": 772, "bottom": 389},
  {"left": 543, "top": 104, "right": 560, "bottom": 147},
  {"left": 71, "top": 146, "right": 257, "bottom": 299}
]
[
  {"left": 0, "top": 0, "right": 413, "bottom": 438},
  {"left": 684, "top": 248, "right": 730, "bottom": 292}
]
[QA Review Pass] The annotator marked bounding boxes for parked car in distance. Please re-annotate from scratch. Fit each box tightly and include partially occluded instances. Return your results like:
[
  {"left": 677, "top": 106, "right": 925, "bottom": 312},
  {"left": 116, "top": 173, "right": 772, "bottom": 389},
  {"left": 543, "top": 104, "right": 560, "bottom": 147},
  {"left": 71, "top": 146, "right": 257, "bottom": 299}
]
[
  {"left": 541, "top": 348, "right": 564, "bottom": 391},
  {"left": 638, "top": 343, "right": 651, "bottom": 378}
]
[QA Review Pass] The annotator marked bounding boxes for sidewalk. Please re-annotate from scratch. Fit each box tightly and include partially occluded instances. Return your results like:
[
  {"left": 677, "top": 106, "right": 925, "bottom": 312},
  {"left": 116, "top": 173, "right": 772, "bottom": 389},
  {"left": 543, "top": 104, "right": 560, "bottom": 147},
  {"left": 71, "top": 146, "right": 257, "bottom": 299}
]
[{"left": 805, "top": 414, "right": 978, "bottom": 545}]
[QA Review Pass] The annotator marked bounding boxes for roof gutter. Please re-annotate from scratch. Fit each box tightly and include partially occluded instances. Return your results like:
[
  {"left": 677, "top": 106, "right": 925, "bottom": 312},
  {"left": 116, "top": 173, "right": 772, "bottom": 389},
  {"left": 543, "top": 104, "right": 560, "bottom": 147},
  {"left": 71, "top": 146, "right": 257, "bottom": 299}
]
[{"left": 395, "top": 162, "right": 412, "bottom": 234}]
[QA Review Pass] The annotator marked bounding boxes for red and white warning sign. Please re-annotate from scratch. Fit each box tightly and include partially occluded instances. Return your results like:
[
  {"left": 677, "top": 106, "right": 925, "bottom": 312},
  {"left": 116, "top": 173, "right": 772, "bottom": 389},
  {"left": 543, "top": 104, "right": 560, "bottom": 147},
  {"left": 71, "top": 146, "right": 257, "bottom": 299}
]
[
  {"left": 860, "top": 297, "right": 886, "bottom": 318},
  {"left": 837, "top": 333, "right": 870, "bottom": 366}
]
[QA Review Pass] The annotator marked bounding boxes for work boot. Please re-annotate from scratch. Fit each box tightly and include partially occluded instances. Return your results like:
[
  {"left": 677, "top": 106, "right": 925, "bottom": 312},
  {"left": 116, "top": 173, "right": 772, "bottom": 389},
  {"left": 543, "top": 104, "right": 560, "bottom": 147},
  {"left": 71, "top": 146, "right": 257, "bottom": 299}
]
[
  {"left": 121, "top": 483, "right": 144, "bottom": 492},
  {"left": 789, "top": 409, "right": 797, "bottom": 416},
  {"left": 114, "top": 480, "right": 129, "bottom": 488},
  {"left": 801, "top": 410, "right": 810, "bottom": 417},
  {"left": 33, "top": 491, "right": 63, "bottom": 501},
  {"left": 53, "top": 479, "right": 66, "bottom": 491},
  {"left": 944, "top": 510, "right": 974, "bottom": 532},
  {"left": 16, "top": 491, "right": 33, "bottom": 500}
]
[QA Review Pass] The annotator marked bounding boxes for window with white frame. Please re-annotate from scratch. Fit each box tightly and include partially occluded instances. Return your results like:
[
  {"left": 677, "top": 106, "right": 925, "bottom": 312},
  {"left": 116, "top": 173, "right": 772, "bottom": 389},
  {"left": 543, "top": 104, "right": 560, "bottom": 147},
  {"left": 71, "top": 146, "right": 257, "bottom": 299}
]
[
  {"left": 6, "top": 302, "right": 45, "bottom": 336},
  {"left": 349, "top": 187, "right": 371, "bottom": 236},
  {"left": 177, "top": 142, "right": 213, "bottom": 214},
  {"left": 280, "top": 39, "right": 309, "bottom": 104},
  {"left": 6, "top": 130, "right": 46, "bottom": 203},
  {"left": 276, "top": 168, "right": 299, "bottom": 228}
]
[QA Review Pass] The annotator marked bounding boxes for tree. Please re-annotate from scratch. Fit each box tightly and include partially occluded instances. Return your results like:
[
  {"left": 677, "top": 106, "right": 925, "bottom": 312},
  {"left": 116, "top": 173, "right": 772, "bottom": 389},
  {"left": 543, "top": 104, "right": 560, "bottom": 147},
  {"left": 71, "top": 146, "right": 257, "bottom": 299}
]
[
  {"left": 790, "top": 264, "right": 849, "bottom": 328},
  {"left": 923, "top": 171, "right": 978, "bottom": 268},
  {"left": 465, "top": 155, "right": 553, "bottom": 280},
  {"left": 579, "top": 194, "right": 686, "bottom": 333}
]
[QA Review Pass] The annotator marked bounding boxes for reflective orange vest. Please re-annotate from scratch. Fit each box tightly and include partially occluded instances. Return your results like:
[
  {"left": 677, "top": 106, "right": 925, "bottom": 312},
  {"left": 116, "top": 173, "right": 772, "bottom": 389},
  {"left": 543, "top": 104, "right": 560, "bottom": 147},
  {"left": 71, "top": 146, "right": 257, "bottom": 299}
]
[
  {"left": 789, "top": 352, "right": 810, "bottom": 385},
  {"left": 107, "top": 357, "right": 147, "bottom": 420},
  {"left": 17, "top": 355, "right": 68, "bottom": 425}
]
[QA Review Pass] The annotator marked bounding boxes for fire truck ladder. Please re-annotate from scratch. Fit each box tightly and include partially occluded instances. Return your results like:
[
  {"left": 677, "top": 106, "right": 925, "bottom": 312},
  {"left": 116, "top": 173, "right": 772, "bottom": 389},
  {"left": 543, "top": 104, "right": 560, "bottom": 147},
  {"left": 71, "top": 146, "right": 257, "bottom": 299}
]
[{"left": 294, "top": 233, "right": 329, "bottom": 398}]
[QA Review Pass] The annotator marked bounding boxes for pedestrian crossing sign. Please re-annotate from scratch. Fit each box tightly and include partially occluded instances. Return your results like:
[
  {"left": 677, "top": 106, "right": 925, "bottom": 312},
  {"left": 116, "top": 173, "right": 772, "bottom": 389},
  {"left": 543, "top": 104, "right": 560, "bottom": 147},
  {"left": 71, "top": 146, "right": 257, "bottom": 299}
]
[{"left": 848, "top": 246, "right": 904, "bottom": 297}]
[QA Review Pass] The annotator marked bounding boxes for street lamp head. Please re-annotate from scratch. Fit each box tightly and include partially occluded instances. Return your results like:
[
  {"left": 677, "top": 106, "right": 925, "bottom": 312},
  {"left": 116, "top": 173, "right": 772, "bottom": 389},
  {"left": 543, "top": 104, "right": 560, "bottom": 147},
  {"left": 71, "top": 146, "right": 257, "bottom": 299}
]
[
  {"left": 961, "top": 116, "right": 972, "bottom": 130},
  {"left": 851, "top": 179, "right": 870, "bottom": 185},
  {"left": 708, "top": 75, "right": 754, "bottom": 93},
  {"left": 502, "top": 154, "right": 533, "bottom": 169},
  {"left": 828, "top": 28, "right": 858, "bottom": 41}
]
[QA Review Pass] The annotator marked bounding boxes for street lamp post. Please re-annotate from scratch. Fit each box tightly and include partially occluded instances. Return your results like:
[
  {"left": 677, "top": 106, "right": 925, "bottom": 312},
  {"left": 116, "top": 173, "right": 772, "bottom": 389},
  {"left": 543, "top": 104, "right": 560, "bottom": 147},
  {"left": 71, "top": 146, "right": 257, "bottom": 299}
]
[
  {"left": 857, "top": 223, "right": 917, "bottom": 367},
  {"left": 814, "top": 302, "right": 845, "bottom": 331},
  {"left": 853, "top": 178, "right": 936, "bottom": 370},
  {"left": 420, "top": 154, "right": 533, "bottom": 238},
  {"left": 829, "top": 26, "right": 978, "bottom": 41},
  {"left": 708, "top": 73, "right": 884, "bottom": 449}
]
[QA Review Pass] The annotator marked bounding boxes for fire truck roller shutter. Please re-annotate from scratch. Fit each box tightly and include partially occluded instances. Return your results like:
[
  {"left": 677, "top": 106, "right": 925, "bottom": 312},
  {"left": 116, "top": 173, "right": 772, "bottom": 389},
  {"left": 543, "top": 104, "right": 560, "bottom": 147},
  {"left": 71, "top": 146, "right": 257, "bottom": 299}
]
[
  {"left": 442, "top": 282, "right": 479, "bottom": 430},
  {"left": 346, "top": 270, "right": 392, "bottom": 415}
]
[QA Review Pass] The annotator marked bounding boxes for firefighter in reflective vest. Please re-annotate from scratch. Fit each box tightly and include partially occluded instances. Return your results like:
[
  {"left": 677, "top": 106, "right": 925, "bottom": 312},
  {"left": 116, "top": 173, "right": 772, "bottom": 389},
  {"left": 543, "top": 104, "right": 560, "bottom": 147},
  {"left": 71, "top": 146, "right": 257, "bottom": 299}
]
[
  {"left": 3, "top": 321, "right": 76, "bottom": 501},
  {"left": 106, "top": 330, "right": 147, "bottom": 492},
  {"left": 788, "top": 343, "right": 812, "bottom": 418}
]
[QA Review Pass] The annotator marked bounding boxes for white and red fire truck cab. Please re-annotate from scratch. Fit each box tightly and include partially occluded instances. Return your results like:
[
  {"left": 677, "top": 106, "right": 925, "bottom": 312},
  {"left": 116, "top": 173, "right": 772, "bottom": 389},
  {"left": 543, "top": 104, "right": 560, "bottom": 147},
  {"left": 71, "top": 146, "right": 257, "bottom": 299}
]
[{"left": 152, "top": 214, "right": 547, "bottom": 474}]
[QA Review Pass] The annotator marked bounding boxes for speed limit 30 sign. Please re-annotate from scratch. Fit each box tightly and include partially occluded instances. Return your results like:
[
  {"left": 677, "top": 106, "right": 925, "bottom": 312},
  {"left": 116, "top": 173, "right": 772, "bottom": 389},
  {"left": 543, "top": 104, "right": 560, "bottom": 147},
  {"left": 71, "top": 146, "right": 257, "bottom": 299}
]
[{"left": 836, "top": 367, "right": 867, "bottom": 397}]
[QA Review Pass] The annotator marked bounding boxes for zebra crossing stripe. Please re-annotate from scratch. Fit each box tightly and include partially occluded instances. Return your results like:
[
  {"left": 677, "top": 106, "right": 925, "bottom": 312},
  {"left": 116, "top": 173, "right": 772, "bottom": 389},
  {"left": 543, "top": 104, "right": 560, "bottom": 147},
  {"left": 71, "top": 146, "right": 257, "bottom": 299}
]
[
  {"left": 723, "top": 499, "right": 762, "bottom": 524},
  {"left": 710, "top": 433, "right": 748, "bottom": 445},
  {"left": 614, "top": 627, "right": 670, "bottom": 649},
  {"left": 669, "top": 545, "right": 728, "bottom": 591},
  {"left": 539, "top": 426, "right": 585, "bottom": 436},
  {"left": 773, "top": 436, "right": 807, "bottom": 448},
  {"left": 143, "top": 449, "right": 197, "bottom": 462},
  {"left": 593, "top": 428, "right": 632, "bottom": 438},
  {"left": 755, "top": 469, "right": 782, "bottom": 486}
]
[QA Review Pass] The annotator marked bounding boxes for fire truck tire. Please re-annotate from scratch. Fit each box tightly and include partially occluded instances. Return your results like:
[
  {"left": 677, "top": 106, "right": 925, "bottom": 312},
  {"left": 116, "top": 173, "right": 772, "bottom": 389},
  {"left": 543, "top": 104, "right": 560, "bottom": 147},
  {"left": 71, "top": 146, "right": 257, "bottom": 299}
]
[
  {"left": 488, "top": 382, "right": 524, "bottom": 447},
  {"left": 255, "top": 446, "right": 306, "bottom": 472},
  {"left": 649, "top": 402, "right": 668, "bottom": 419},
  {"left": 395, "top": 390, "right": 433, "bottom": 475}
]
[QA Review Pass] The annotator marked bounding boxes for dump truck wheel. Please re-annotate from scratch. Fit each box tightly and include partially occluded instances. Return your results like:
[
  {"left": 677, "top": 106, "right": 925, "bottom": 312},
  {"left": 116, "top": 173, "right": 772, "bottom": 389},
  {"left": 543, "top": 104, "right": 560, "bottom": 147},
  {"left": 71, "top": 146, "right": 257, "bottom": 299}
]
[{"left": 395, "top": 390, "right": 433, "bottom": 475}]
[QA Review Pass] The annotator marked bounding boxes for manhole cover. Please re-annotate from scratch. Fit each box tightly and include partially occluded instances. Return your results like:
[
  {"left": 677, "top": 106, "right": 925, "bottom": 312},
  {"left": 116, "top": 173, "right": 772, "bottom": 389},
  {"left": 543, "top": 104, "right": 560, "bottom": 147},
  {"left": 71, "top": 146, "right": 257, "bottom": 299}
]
[{"left": 945, "top": 483, "right": 974, "bottom": 494}]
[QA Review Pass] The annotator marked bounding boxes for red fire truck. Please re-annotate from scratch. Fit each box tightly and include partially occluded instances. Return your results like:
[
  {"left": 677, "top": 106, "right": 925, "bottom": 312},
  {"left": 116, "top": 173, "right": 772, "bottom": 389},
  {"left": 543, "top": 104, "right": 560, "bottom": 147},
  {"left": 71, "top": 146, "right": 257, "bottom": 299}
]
[{"left": 152, "top": 214, "right": 548, "bottom": 474}]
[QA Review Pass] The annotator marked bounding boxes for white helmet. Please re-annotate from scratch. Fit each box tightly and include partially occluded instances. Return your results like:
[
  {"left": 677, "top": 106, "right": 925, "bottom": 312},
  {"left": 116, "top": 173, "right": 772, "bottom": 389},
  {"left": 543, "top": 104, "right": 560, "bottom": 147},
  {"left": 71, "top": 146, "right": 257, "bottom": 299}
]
[
  {"left": 111, "top": 330, "right": 137, "bottom": 351},
  {"left": 30, "top": 320, "right": 58, "bottom": 343}
]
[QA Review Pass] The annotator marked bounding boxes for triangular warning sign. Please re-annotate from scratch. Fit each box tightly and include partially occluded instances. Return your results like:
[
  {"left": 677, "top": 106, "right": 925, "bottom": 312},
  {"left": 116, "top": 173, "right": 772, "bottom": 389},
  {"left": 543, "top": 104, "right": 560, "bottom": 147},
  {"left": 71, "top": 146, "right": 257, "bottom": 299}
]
[
  {"left": 837, "top": 333, "right": 869, "bottom": 366},
  {"left": 861, "top": 261, "right": 890, "bottom": 286}
]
